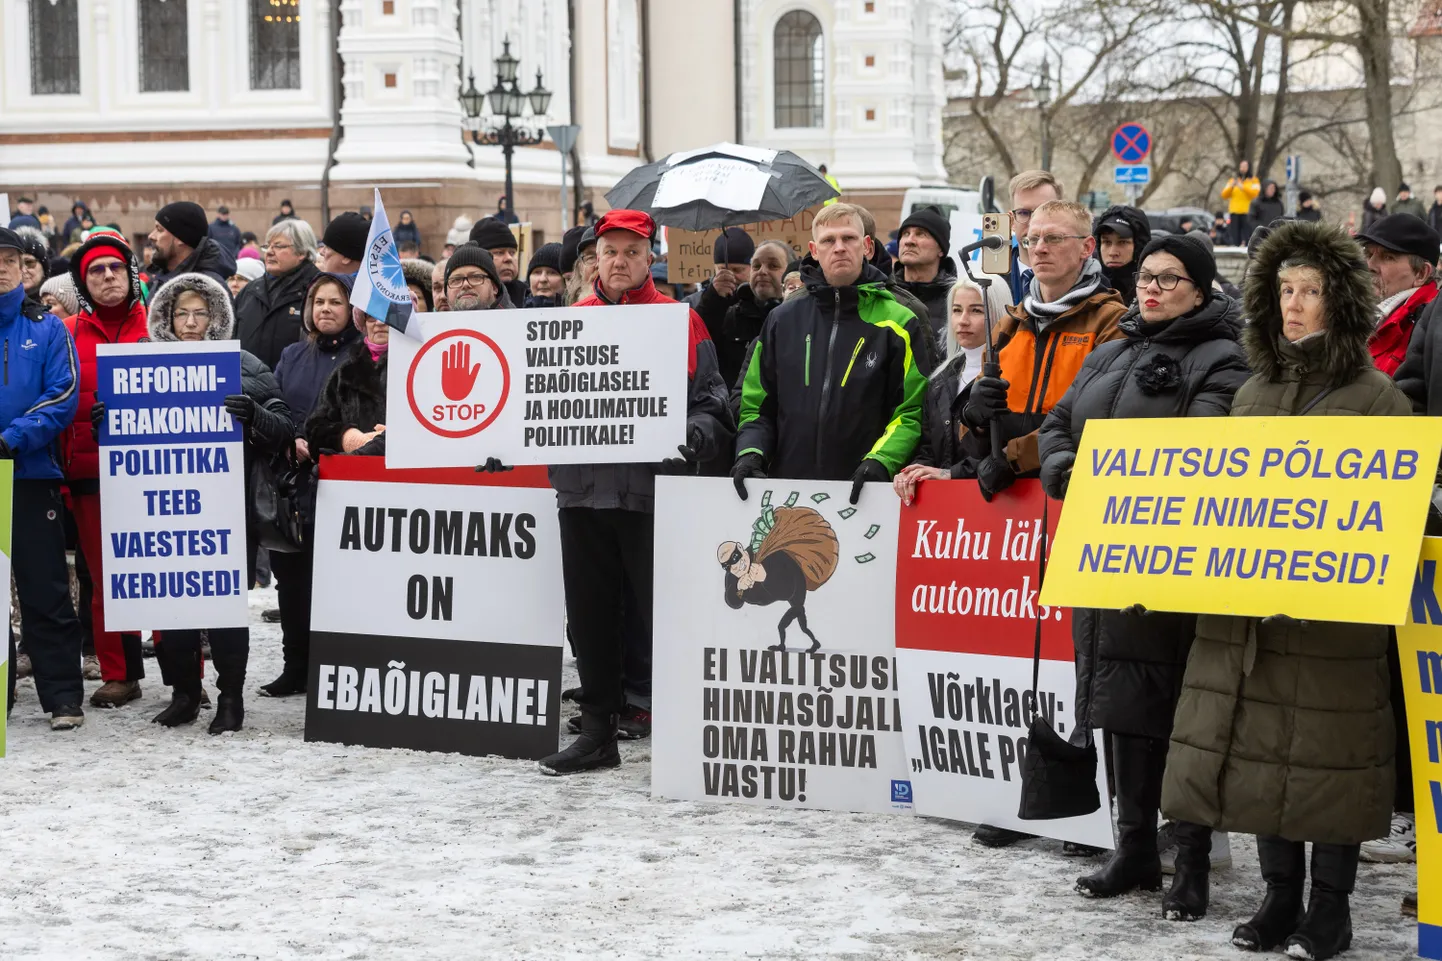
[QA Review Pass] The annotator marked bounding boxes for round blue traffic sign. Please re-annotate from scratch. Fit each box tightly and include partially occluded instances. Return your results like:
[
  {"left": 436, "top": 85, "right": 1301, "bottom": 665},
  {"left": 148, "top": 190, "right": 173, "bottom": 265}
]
[{"left": 1112, "top": 123, "right": 1151, "bottom": 163}]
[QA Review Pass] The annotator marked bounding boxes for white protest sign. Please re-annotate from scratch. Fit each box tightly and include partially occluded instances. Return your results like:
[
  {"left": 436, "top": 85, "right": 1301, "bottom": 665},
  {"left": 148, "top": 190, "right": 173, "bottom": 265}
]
[
  {"left": 652, "top": 158, "right": 772, "bottom": 211},
  {"left": 652, "top": 477, "right": 914, "bottom": 816},
  {"left": 385, "top": 305, "right": 689, "bottom": 468},
  {"left": 96, "top": 341, "right": 248, "bottom": 631}
]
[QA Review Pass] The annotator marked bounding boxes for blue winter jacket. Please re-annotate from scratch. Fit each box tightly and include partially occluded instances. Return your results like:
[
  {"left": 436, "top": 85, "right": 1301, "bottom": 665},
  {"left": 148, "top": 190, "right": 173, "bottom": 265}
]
[{"left": 0, "top": 284, "right": 79, "bottom": 480}]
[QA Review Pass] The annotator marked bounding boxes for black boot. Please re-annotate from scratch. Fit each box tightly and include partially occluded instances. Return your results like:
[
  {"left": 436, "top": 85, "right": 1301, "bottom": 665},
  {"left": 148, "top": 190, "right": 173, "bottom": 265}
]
[
  {"left": 539, "top": 711, "right": 620, "bottom": 775},
  {"left": 1283, "top": 843, "right": 1357, "bottom": 960},
  {"left": 1162, "top": 821, "right": 1212, "bottom": 921},
  {"left": 1076, "top": 734, "right": 1163, "bottom": 897},
  {"left": 1232, "top": 836, "right": 1305, "bottom": 951},
  {"left": 152, "top": 641, "right": 202, "bottom": 727},
  {"left": 259, "top": 670, "right": 307, "bottom": 698},
  {"left": 208, "top": 631, "right": 247, "bottom": 735}
]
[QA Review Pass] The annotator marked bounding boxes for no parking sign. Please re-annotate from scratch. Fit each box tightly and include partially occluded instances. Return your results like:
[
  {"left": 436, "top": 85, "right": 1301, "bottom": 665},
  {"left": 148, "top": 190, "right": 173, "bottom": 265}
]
[{"left": 1111, "top": 123, "right": 1151, "bottom": 164}]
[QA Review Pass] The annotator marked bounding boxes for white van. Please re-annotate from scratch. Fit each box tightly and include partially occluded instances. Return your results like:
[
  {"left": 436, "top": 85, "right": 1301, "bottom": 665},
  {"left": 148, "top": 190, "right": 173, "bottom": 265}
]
[{"left": 899, "top": 185, "right": 984, "bottom": 222}]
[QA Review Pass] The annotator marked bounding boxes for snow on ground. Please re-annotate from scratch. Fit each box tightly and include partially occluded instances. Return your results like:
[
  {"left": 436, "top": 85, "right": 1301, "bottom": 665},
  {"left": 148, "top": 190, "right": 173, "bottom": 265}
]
[{"left": 0, "top": 588, "right": 1420, "bottom": 960}]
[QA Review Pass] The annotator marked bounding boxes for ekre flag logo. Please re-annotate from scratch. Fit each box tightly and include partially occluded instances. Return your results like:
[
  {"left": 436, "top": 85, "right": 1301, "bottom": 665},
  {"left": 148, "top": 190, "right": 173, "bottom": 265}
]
[{"left": 405, "top": 329, "right": 510, "bottom": 437}]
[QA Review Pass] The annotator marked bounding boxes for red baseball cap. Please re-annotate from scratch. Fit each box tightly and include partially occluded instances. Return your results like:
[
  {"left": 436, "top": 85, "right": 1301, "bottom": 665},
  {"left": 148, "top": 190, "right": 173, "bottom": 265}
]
[{"left": 594, "top": 209, "right": 655, "bottom": 241}]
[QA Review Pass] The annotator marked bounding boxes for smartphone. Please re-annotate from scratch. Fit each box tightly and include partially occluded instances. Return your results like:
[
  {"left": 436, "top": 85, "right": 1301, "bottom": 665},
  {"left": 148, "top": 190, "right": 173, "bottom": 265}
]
[{"left": 980, "top": 212, "right": 1012, "bottom": 276}]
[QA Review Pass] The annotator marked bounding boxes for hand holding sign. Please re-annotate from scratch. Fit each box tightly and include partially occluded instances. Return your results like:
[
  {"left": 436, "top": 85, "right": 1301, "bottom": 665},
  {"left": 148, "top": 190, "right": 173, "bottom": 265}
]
[{"left": 441, "top": 341, "right": 482, "bottom": 401}]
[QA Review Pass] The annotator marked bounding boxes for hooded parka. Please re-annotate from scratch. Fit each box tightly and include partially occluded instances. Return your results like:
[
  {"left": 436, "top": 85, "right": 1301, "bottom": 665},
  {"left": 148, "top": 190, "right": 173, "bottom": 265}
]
[
  {"left": 1091, "top": 205, "right": 1152, "bottom": 307},
  {"left": 1038, "top": 295, "right": 1251, "bottom": 740},
  {"left": 1160, "top": 220, "right": 1410, "bottom": 845}
]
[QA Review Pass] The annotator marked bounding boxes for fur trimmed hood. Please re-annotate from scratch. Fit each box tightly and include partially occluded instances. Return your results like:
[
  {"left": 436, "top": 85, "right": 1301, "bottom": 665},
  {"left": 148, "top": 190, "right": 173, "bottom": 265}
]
[
  {"left": 1241, "top": 219, "right": 1376, "bottom": 388},
  {"left": 147, "top": 272, "right": 235, "bottom": 342},
  {"left": 401, "top": 258, "right": 434, "bottom": 312}
]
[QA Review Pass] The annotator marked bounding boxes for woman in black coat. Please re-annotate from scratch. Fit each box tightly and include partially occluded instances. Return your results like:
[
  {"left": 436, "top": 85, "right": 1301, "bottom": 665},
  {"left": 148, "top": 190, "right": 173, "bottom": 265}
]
[
  {"left": 139, "top": 274, "right": 293, "bottom": 734},
  {"left": 305, "top": 307, "right": 389, "bottom": 457},
  {"left": 1250, "top": 180, "right": 1286, "bottom": 230},
  {"left": 260, "top": 272, "right": 362, "bottom": 697},
  {"left": 1037, "top": 234, "right": 1251, "bottom": 921}
]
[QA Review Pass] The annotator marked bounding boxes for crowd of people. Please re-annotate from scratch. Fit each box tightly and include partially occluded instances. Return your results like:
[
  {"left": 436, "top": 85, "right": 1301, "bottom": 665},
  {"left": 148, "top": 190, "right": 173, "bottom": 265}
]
[{"left": 5, "top": 165, "right": 1437, "bottom": 959}]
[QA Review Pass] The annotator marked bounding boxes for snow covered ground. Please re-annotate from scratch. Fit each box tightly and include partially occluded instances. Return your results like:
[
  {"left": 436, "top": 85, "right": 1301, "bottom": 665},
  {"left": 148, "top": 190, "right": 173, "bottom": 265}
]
[{"left": 0, "top": 589, "right": 1419, "bottom": 960}]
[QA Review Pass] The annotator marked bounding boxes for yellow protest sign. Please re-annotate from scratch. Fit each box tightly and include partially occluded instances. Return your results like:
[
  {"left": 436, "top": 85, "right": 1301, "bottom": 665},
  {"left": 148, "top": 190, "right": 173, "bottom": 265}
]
[
  {"left": 664, "top": 207, "right": 820, "bottom": 285},
  {"left": 1039, "top": 416, "right": 1442, "bottom": 624},
  {"left": 1396, "top": 537, "right": 1442, "bottom": 958}
]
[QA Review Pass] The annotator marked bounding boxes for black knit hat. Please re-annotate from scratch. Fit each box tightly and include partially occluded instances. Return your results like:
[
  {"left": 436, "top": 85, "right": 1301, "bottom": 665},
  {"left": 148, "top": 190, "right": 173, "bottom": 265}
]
[
  {"left": 559, "top": 225, "right": 587, "bottom": 274},
  {"left": 469, "top": 217, "right": 517, "bottom": 250},
  {"left": 898, "top": 205, "right": 951, "bottom": 253},
  {"left": 444, "top": 242, "right": 502, "bottom": 292},
  {"left": 322, "top": 212, "right": 370, "bottom": 262},
  {"left": 1138, "top": 233, "right": 1216, "bottom": 295},
  {"left": 527, "top": 242, "right": 563, "bottom": 278},
  {"left": 713, "top": 227, "right": 755, "bottom": 265},
  {"left": 155, "top": 201, "right": 208, "bottom": 249}
]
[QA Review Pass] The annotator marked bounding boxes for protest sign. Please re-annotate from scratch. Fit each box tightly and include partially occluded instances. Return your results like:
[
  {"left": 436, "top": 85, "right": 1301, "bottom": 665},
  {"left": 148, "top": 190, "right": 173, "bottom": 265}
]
[
  {"left": 96, "top": 341, "right": 248, "bottom": 631},
  {"left": 664, "top": 207, "right": 820, "bottom": 284},
  {"left": 0, "top": 462, "right": 10, "bottom": 756},
  {"left": 1040, "top": 416, "right": 1442, "bottom": 624},
  {"left": 1396, "top": 536, "right": 1442, "bottom": 959},
  {"left": 894, "top": 479, "right": 1113, "bottom": 847},
  {"left": 652, "top": 477, "right": 914, "bottom": 816},
  {"left": 384, "top": 306, "right": 689, "bottom": 468},
  {"left": 306, "top": 456, "right": 564, "bottom": 759}
]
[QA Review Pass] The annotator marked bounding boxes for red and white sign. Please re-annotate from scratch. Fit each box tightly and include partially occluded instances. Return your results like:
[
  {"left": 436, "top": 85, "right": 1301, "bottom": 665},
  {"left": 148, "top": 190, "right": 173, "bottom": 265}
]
[{"left": 385, "top": 305, "right": 690, "bottom": 468}]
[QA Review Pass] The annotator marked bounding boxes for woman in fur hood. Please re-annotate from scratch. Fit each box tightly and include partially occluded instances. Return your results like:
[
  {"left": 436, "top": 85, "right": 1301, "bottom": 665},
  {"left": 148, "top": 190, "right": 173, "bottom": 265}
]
[
  {"left": 1160, "top": 220, "right": 1410, "bottom": 960},
  {"left": 136, "top": 273, "right": 293, "bottom": 733}
]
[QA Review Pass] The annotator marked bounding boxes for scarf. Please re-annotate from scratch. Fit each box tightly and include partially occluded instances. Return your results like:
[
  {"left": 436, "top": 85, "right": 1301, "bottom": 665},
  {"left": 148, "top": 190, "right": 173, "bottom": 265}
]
[
  {"left": 365, "top": 336, "right": 389, "bottom": 362},
  {"left": 1023, "top": 258, "right": 1103, "bottom": 326},
  {"left": 1376, "top": 286, "right": 1420, "bottom": 324}
]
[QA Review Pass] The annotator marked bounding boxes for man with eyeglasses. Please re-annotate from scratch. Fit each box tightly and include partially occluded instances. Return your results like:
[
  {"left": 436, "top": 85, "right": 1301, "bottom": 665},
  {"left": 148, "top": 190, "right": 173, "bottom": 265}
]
[
  {"left": 442, "top": 244, "right": 512, "bottom": 311},
  {"left": 1005, "top": 170, "right": 1064, "bottom": 303},
  {"left": 62, "top": 232, "right": 152, "bottom": 712},
  {"left": 233, "top": 219, "right": 323, "bottom": 372},
  {"left": 0, "top": 227, "right": 86, "bottom": 730}
]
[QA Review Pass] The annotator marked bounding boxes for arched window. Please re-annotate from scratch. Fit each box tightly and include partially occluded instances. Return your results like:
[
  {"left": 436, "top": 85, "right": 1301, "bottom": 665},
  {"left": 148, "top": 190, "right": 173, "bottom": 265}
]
[
  {"left": 138, "top": 0, "right": 190, "bottom": 93},
  {"left": 250, "top": 0, "right": 302, "bottom": 90},
  {"left": 774, "top": 10, "right": 824, "bottom": 128},
  {"left": 29, "top": 0, "right": 81, "bottom": 95}
]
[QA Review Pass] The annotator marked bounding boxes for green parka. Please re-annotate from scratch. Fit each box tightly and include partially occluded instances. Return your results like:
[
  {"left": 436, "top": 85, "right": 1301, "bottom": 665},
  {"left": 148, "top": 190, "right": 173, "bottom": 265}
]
[{"left": 1160, "top": 220, "right": 1410, "bottom": 845}]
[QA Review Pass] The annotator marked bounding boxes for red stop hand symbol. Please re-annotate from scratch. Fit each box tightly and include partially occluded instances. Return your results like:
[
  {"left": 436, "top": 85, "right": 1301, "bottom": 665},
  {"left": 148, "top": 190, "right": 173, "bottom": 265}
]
[{"left": 440, "top": 341, "right": 482, "bottom": 400}]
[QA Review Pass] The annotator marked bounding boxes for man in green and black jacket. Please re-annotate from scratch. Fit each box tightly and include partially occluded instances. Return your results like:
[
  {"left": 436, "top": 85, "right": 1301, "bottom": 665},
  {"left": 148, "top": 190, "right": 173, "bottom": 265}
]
[{"left": 732, "top": 203, "right": 929, "bottom": 504}]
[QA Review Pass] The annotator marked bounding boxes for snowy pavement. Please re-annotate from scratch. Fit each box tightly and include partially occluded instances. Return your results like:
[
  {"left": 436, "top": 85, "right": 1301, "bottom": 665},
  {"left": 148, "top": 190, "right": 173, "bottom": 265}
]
[{"left": 0, "top": 589, "right": 1419, "bottom": 960}]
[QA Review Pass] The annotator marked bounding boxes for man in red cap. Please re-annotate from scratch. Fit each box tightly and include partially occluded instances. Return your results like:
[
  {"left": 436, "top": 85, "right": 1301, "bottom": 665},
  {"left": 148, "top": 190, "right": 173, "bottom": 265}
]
[
  {"left": 64, "top": 233, "right": 151, "bottom": 708},
  {"left": 541, "top": 208, "right": 733, "bottom": 775}
]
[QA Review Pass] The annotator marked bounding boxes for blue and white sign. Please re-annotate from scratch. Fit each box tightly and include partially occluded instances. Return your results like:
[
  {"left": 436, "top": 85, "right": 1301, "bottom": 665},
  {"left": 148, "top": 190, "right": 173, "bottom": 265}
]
[
  {"left": 96, "top": 341, "right": 249, "bottom": 631},
  {"left": 1111, "top": 123, "right": 1151, "bottom": 163},
  {"left": 1114, "top": 165, "right": 1152, "bottom": 185},
  {"left": 1285, "top": 155, "right": 1302, "bottom": 184},
  {"left": 351, "top": 187, "right": 415, "bottom": 337}
]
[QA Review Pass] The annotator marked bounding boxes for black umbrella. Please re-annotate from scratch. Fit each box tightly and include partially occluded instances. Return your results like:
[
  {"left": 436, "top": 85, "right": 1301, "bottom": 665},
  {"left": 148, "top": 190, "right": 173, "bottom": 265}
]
[{"left": 605, "top": 143, "right": 838, "bottom": 231}]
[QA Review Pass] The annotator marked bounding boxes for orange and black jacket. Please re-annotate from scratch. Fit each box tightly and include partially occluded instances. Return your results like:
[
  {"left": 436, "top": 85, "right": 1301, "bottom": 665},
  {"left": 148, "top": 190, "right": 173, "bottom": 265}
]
[{"left": 958, "top": 289, "right": 1126, "bottom": 474}]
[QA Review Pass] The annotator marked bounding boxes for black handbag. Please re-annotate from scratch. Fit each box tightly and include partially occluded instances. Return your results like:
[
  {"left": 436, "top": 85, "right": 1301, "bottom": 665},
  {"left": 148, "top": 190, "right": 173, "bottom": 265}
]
[
  {"left": 1018, "top": 496, "right": 1101, "bottom": 821},
  {"left": 250, "top": 440, "right": 315, "bottom": 553}
]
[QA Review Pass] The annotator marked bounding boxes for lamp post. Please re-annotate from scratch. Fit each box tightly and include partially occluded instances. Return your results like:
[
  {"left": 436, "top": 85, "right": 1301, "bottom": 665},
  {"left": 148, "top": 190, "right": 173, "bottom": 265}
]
[
  {"left": 1032, "top": 58, "right": 1053, "bottom": 171},
  {"left": 459, "top": 38, "right": 552, "bottom": 219}
]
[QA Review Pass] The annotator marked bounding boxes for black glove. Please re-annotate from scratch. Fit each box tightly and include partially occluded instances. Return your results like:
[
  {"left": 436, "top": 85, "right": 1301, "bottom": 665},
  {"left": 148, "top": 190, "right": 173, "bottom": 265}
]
[
  {"left": 660, "top": 425, "right": 706, "bottom": 474},
  {"left": 90, "top": 401, "right": 106, "bottom": 441},
  {"left": 1120, "top": 604, "right": 1149, "bottom": 617},
  {"left": 224, "top": 394, "right": 255, "bottom": 424},
  {"left": 475, "top": 457, "right": 513, "bottom": 473},
  {"left": 0, "top": 439, "right": 14, "bottom": 460},
  {"left": 1261, "top": 613, "right": 1307, "bottom": 628},
  {"left": 975, "top": 454, "right": 1016, "bottom": 502},
  {"left": 849, "top": 458, "right": 890, "bottom": 505},
  {"left": 961, "top": 375, "right": 1010, "bottom": 430},
  {"left": 731, "top": 452, "right": 767, "bottom": 501}
]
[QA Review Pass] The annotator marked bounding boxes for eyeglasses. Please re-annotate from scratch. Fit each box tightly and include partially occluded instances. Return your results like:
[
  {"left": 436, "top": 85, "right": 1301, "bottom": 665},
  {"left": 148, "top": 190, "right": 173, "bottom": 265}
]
[
  {"left": 1136, "top": 271, "right": 1196, "bottom": 291},
  {"left": 86, "top": 263, "right": 127, "bottom": 278},
  {"left": 447, "top": 272, "right": 493, "bottom": 290},
  {"left": 174, "top": 310, "right": 212, "bottom": 322},
  {"left": 1011, "top": 208, "right": 1035, "bottom": 221},
  {"left": 262, "top": 243, "right": 294, "bottom": 253},
  {"left": 1020, "top": 233, "right": 1088, "bottom": 250}
]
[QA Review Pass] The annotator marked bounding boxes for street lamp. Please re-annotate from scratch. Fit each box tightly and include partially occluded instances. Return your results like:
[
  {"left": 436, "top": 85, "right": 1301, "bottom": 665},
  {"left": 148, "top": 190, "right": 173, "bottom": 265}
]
[
  {"left": 459, "top": 38, "right": 553, "bottom": 219},
  {"left": 1032, "top": 58, "right": 1053, "bottom": 171}
]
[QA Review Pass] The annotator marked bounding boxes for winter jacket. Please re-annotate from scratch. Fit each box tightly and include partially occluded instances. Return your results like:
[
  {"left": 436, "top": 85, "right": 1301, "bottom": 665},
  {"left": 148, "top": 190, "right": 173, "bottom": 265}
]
[
  {"left": 62, "top": 303, "right": 148, "bottom": 487},
  {"left": 956, "top": 281, "right": 1126, "bottom": 477},
  {"left": 697, "top": 283, "right": 780, "bottom": 390},
  {"left": 393, "top": 220, "right": 421, "bottom": 250},
  {"left": 1249, "top": 183, "right": 1285, "bottom": 228},
  {"left": 548, "top": 273, "right": 733, "bottom": 513},
  {"left": 1221, "top": 176, "right": 1261, "bottom": 216},
  {"left": 1393, "top": 196, "right": 1428, "bottom": 221},
  {"left": 305, "top": 342, "right": 387, "bottom": 456},
  {"left": 1296, "top": 205, "right": 1323, "bottom": 223},
  {"left": 147, "top": 237, "right": 238, "bottom": 293},
  {"left": 273, "top": 272, "right": 362, "bottom": 433},
  {"left": 909, "top": 357, "right": 969, "bottom": 476},
  {"left": 1429, "top": 202, "right": 1442, "bottom": 236},
  {"left": 233, "top": 260, "right": 321, "bottom": 372},
  {"left": 0, "top": 285, "right": 78, "bottom": 480},
  {"left": 892, "top": 256, "right": 959, "bottom": 353},
  {"left": 1371, "top": 282, "right": 1437, "bottom": 377},
  {"left": 736, "top": 260, "right": 928, "bottom": 481},
  {"left": 1161, "top": 220, "right": 1407, "bottom": 845},
  {"left": 1396, "top": 295, "right": 1442, "bottom": 413},
  {"left": 1361, "top": 202, "right": 1387, "bottom": 233},
  {"left": 1037, "top": 295, "right": 1250, "bottom": 740},
  {"left": 207, "top": 218, "right": 243, "bottom": 258},
  {"left": 1092, "top": 205, "right": 1152, "bottom": 307},
  {"left": 502, "top": 278, "right": 528, "bottom": 308},
  {"left": 146, "top": 274, "right": 294, "bottom": 475}
]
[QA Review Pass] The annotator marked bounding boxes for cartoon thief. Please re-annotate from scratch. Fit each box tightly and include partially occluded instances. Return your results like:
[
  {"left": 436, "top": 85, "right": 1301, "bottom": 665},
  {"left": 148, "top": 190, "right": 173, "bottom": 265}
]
[{"left": 717, "top": 506, "right": 840, "bottom": 652}]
